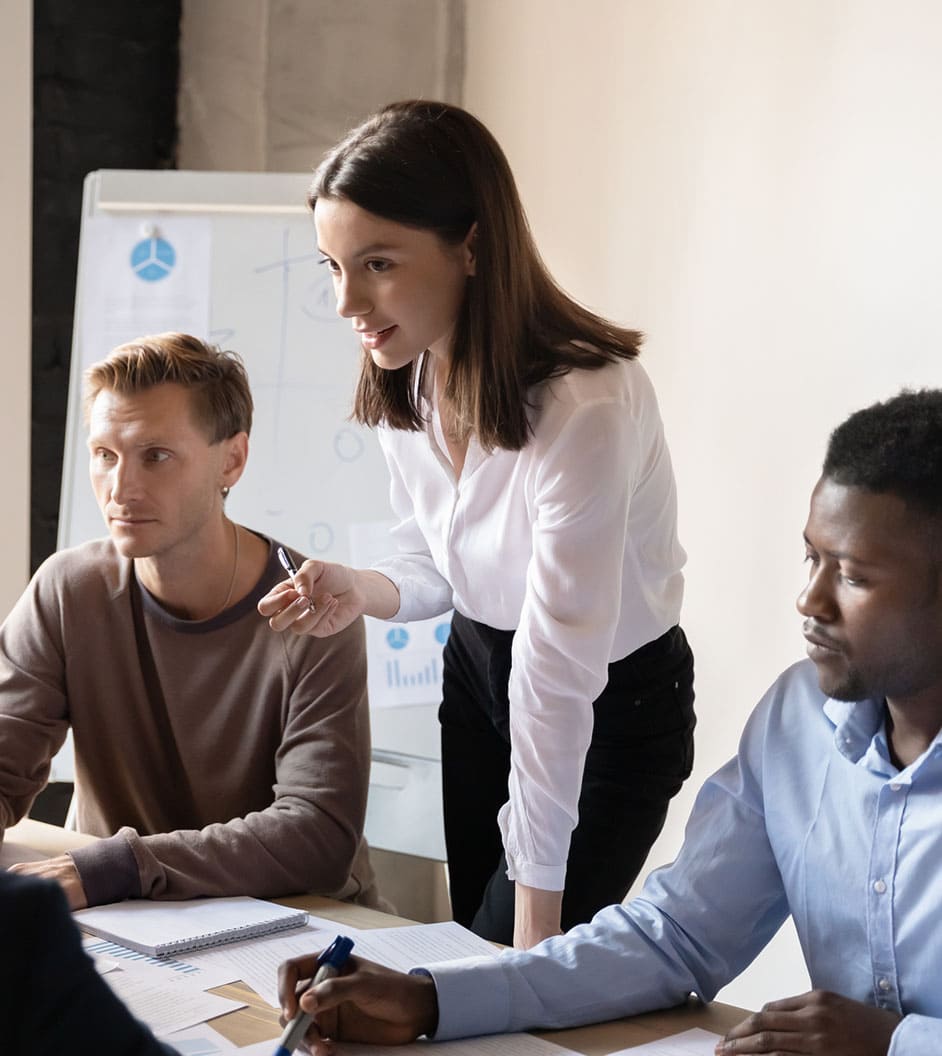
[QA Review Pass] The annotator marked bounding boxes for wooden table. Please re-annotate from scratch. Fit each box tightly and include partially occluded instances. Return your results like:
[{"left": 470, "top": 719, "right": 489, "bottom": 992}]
[{"left": 5, "top": 818, "right": 749, "bottom": 1052}]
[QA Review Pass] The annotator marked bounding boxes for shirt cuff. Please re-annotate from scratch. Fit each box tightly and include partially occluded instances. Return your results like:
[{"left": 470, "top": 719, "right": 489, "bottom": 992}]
[
  {"left": 888, "top": 1014, "right": 942, "bottom": 1056},
  {"left": 70, "top": 830, "right": 142, "bottom": 906},
  {"left": 499, "top": 804, "right": 568, "bottom": 892},
  {"left": 504, "top": 854, "right": 567, "bottom": 892},
  {"left": 426, "top": 957, "right": 512, "bottom": 1041}
]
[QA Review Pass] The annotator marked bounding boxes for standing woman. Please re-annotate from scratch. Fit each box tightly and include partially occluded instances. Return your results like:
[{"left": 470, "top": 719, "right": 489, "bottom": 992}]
[{"left": 260, "top": 100, "right": 695, "bottom": 949}]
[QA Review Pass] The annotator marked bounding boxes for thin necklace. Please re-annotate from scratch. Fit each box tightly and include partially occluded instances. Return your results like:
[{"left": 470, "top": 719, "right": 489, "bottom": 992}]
[{"left": 220, "top": 520, "right": 240, "bottom": 612}]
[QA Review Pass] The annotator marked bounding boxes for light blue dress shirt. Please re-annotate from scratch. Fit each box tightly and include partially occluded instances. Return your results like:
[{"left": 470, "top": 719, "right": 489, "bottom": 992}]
[{"left": 427, "top": 660, "right": 942, "bottom": 1055}]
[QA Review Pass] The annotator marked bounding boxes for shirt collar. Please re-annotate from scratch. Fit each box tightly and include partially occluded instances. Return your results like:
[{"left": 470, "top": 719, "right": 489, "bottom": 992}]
[{"left": 824, "top": 695, "right": 942, "bottom": 780}]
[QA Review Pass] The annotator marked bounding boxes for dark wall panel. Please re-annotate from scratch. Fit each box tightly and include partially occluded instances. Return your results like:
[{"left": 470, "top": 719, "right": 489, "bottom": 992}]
[{"left": 32, "top": 0, "right": 181, "bottom": 570}]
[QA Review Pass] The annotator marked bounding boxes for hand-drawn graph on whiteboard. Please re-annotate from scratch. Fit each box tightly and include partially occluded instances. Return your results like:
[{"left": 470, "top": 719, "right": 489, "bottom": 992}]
[{"left": 216, "top": 214, "right": 390, "bottom": 566}]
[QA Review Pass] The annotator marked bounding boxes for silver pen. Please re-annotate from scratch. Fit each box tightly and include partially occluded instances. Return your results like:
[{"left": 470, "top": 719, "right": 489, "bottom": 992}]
[{"left": 277, "top": 546, "right": 316, "bottom": 613}]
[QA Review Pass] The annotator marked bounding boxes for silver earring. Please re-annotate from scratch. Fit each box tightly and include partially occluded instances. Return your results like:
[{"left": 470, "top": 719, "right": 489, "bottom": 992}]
[{"left": 221, "top": 486, "right": 230, "bottom": 499}]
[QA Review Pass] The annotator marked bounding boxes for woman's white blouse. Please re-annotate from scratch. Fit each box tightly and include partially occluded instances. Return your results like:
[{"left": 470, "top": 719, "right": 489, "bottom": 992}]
[{"left": 372, "top": 356, "right": 686, "bottom": 891}]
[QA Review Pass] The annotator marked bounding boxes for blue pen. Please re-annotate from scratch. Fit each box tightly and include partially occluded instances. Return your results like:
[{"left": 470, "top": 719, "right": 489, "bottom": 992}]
[
  {"left": 277, "top": 546, "right": 316, "bottom": 613},
  {"left": 273, "top": 935, "right": 355, "bottom": 1056}
]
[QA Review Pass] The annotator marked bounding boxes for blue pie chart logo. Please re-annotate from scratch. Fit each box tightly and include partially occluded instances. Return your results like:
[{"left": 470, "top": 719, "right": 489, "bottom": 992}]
[
  {"left": 130, "top": 237, "right": 176, "bottom": 282},
  {"left": 386, "top": 627, "right": 410, "bottom": 650}
]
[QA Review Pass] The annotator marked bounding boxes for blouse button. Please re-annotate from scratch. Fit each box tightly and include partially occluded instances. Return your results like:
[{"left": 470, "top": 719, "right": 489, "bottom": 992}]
[{"left": 873, "top": 879, "right": 887, "bottom": 894}]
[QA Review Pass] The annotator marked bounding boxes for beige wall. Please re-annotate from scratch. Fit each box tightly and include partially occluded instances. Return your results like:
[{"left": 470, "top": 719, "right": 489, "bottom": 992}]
[
  {"left": 179, "top": 0, "right": 465, "bottom": 170},
  {"left": 465, "top": 0, "right": 942, "bottom": 1008},
  {"left": 0, "top": 0, "right": 32, "bottom": 617}
]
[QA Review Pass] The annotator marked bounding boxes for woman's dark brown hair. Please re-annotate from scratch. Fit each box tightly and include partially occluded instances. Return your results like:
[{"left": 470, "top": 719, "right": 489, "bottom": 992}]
[{"left": 310, "top": 100, "right": 642, "bottom": 451}]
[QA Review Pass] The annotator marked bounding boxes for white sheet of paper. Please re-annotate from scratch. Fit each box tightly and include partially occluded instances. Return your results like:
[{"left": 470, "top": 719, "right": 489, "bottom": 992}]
[
  {"left": 92, "top": 955, "right": 120, "bottom": 975},
  {"left": 333, "top": 1033, "right": 581, "bottom": 1056},
  {"left": 609, "top": 1027, "right": 723, "bottom": 1055},
  {"left": 225, "top": 1036, "right": 580, "bottom": 1056},
  {"left": 345, "top": 921, "right": 498, "bottom": 972},
  {"left": 162, "top": 1023, "right": 238, "bottom": 1054},
  {"left": 102, "top": 968, "right": 245, "bottom": 1036},
  {"left": 185, "top": 919, "right": 497, "bottom": 1011},
  {"left": 78, "top": 214, "right": 211, "bottom": 367},
  {"left": 182, "top": 922, "right": 335, "bottom": 1009}
]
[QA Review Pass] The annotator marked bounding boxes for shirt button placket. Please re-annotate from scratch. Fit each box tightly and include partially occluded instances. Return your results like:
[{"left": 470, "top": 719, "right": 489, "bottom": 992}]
[
  {"left": 442, "top": 487, "right": 460, "bottom": 583},
  {"left": 869, "top": 781, "right": 905, "bottom": 1013}
]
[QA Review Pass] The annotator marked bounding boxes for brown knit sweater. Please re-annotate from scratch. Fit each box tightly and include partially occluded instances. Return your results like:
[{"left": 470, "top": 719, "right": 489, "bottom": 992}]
[{"left": 0, "top": 534, "right": 379, "bottom": 908}]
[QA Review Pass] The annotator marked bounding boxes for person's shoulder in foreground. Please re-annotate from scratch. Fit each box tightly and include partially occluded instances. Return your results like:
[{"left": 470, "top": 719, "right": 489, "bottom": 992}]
[
  {"left": 0, "top": 870, "right": 177, "bottom": 1056},
  {"left": 276, "top": 385, "right": 942, "bottom": 1056}
]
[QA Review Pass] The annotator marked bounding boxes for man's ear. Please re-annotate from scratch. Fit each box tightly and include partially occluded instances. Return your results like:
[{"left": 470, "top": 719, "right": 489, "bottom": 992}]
[
  {"left": 220, "top": 432, "right": 249, "bottom": 491},
  {"left": 463, "top": 221, "right": 478, "bottom": 276}
]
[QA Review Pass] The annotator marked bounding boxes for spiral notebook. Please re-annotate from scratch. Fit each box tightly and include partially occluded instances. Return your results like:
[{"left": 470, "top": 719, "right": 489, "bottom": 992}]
[{"left": 74, "top": 895, "right": 309, "bottom": 958}]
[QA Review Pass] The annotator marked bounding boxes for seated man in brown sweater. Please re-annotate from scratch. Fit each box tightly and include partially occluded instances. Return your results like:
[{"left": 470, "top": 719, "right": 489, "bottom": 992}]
[{"left": 0, "top": 332, "right": 379, "bottom": 910}]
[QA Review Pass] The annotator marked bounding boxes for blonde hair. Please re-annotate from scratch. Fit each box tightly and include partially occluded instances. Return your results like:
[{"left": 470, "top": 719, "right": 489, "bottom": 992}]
[{"left": 83, "top": 332, "right": 253, "bottom": 441}]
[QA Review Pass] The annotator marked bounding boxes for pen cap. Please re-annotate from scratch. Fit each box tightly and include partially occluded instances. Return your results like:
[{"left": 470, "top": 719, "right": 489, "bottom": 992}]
[{"left": 319, "top": 935, "right": 354, "bottom": 970}]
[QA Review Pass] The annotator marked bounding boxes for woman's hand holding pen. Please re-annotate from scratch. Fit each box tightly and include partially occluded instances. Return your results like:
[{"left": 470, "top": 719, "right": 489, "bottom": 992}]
[
  {"left": 258, "top": 559, "right": 402, "bottom": 637},
  {"left": 260, "top": 559, "right": 356, "bottom": 636},
  {"left": 277, "top": 952, "right": 438, "bottom": 1053}
]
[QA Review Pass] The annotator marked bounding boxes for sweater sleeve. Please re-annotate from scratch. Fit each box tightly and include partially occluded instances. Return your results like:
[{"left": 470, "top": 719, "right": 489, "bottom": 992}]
[
  {"left": 0, "top": 561, "right": 70, "bottom": 837},
  {"left": 72, "top": 617, "right": 374, "bottom": 904}
]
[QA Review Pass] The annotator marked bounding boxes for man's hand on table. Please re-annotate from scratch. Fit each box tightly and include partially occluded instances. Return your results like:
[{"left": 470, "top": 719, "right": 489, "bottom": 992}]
[
  {"left": 716, "top": 990, "right": 900, "bottom": 1055},
  {"left": 8, "top": 853, "right": 88, "bottom": 909}
]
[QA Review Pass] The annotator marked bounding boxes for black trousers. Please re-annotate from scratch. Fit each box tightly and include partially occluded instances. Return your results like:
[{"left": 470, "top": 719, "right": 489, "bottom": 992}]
[{"left": 440, "top": 614, "right": 695, "bottom": 944}]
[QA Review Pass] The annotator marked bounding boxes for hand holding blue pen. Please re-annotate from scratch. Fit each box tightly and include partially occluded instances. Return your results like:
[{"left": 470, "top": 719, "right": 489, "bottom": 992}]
[
  {"left": 277, "top": 546, "right": 317, "bottom": 614},
  {"left": 273, "top": 935, "right": 355, "bottom": 1056}
]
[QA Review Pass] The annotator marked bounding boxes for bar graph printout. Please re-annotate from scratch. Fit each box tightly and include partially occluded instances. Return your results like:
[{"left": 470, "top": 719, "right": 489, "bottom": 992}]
[{"left": 350, "top": 519, "right": 452, "bottom": 708}]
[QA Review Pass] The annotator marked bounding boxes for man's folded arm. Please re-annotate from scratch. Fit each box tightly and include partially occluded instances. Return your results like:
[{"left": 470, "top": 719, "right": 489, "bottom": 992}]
[{"left": 71, "top": 620, "right": 373, "bottom": 904}]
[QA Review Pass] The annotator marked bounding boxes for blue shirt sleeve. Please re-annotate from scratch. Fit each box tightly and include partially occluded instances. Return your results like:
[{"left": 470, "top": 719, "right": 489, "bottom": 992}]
[
  {"left": 429, "top": 662, "right": 942, "bottom": 1042},
  {"left": 429, "top": 697, "right": 790, "bottom": 1039},
  {"left": 889, "top": 1015, "right": 942, "bottom": 1056}
]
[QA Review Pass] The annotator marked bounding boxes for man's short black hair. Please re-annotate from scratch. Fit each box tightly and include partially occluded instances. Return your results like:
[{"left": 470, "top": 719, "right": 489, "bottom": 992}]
[{"left": 824, "top": 389, "right": 942, "bottom": 517}]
